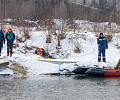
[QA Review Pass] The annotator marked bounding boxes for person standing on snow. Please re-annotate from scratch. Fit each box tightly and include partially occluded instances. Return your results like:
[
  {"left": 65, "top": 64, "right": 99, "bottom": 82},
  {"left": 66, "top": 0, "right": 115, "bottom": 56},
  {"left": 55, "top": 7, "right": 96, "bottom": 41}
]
[
  {"left": 0, "top": 29, "right": 5, "bottom": 56},
  {"left": 5, "top": 28, "right": 15, "bottom": 57},
  {"left": 97, "top": 33, "right": 108, "bottom": 62}
]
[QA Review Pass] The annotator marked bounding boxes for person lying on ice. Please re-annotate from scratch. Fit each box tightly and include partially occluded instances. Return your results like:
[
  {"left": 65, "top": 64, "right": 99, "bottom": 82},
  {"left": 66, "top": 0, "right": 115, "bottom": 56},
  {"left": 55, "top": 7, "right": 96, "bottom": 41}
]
[
  {"left": 97, "top": 33, "right": 108, "bottom": 62},
  {"left": 5, "top": 28, "right": 15, "bottom": 57},
  {"left": 35, "top": 47, "right": 52, "bottom": 59},
  {"left": 0, "top": 29, "right": 5, "bottom": 56}
]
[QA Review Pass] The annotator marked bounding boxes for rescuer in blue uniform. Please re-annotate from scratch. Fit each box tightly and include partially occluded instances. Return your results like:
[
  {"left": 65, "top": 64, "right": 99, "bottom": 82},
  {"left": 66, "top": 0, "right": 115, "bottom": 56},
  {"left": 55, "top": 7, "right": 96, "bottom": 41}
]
[
  {"left": 0, "top": 29, "right": 5, "bottom": 56},
  {"left": 97, "top": 33, "right": 108, "bottom": 62}
]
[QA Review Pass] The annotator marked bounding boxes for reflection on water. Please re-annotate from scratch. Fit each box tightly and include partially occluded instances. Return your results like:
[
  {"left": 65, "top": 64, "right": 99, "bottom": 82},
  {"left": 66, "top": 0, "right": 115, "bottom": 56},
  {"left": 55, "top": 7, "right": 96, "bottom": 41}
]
[{"left": 0, "top": 76, "right": 120, "bottom": 100}]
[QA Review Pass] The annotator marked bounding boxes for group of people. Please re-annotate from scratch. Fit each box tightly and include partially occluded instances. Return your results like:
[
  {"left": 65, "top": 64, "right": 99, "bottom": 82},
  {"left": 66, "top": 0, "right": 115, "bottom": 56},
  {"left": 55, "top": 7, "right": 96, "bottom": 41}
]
[
  {"left": 0, "top": 28, "right": 15, "bottom": 57},
  {"left": 0, "top": 28, "right": 119, "bottom": 68}
]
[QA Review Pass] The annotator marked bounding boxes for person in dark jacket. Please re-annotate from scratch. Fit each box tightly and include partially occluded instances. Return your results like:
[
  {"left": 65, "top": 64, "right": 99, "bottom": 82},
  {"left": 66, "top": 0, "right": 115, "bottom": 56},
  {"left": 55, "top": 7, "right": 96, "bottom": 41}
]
[
  {"left": 97, "top": 33, "right": 108, "bottom": 62},
  {"left": 5, "top": 28, "right": 15, "bottom": 57},
  {"left": 0, "top": 29, "right": 5, "bottom": 56}
]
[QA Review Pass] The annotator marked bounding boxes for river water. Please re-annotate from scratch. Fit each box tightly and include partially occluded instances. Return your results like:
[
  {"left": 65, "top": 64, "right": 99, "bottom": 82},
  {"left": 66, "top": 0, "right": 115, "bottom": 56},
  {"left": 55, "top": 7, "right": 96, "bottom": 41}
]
[
  {"left": 0, "top": 0, "right": 120, "bottom": 100},
  {"left": 1, "top": 76, "right": 120, "bottom": 100}
]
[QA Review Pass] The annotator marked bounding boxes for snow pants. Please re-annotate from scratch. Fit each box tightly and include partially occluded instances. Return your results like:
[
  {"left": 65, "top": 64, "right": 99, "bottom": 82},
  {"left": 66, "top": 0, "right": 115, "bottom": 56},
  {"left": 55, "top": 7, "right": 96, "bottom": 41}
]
[
  {"left": 98, "top": 48, "right": 106, "bottom": 62},
  {"left": 7, "top": 45, "right": 13, "bottom": 56},
  {"left": 0, "top": 41, "right": 3, "bottom": 54},
  {"left": 0, "top": 46, "right": 2, "bottom": 54}
]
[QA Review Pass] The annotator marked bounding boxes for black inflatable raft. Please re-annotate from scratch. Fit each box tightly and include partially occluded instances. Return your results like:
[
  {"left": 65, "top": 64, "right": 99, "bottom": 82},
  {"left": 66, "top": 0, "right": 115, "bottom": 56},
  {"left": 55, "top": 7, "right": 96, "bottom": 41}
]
[{"left": 72, "top": 67, "right": 89, "bottom": 74}]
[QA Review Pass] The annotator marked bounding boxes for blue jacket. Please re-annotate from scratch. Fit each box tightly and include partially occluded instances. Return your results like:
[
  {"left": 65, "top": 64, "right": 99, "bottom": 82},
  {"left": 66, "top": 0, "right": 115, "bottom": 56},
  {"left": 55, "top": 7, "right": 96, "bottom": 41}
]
[
  {"left": 5, "top": 32, "right": 15, "bottom": 46},
  {"left": 97, "top": 36, "right": 108, "bottom": 49},
  {"left": 0, "top": 30, "right": 5, "bottom": 47}
]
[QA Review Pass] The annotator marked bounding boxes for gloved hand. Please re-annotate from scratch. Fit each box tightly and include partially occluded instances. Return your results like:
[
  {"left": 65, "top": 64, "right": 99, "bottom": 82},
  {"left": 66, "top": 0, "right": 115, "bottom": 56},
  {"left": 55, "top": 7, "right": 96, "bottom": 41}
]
[
  {"left": 98, "top": 44, "right": 101, "bottom": 48},
  {"left": 106, "top": 46, "right": 108, "bottom": 49}
]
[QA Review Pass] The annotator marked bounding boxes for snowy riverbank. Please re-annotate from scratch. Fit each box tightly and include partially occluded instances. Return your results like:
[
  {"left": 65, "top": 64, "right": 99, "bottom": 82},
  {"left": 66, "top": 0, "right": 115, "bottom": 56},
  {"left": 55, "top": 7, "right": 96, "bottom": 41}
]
[{"left": 0, "top": 20, "right": 120, "bottom": 76}]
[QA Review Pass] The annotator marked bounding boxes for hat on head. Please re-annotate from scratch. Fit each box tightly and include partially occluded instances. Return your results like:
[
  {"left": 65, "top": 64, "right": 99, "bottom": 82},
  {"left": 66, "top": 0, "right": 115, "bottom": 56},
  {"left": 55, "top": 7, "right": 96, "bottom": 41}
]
[
  {"left": 100, "top": 33, "right": 103, "bottom": 35},
  {"left": 8, "top": 28, "right": 12, "bottom": 32},
  {"left": 36, "top": 47, "right": 39, "bottom": 49}
]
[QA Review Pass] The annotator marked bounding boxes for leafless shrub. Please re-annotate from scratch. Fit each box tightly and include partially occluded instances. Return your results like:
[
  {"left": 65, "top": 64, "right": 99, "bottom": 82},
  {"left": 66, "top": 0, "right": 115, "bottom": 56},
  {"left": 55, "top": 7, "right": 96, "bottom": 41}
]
[
  {"left": 74, "top": 40, "right": 82, "bottom": 53},
  {"left": 23, "top": 28, "right": 31, "bottom": 40},
  {"left": 59, "top": 33, "right": 66, "bottom": 40},
  {"left": 25, "top": 45, "right": 33, "bottom": 50},
  {"left": 46, "top": 34, "right": 52, "bottom": 43},
  {"left": 16, "top": 27, "right": 31, "bottom": 43},
  {"left": 74, "top": 46, "right": 81, "bottom": 53},
  {"left": 16, "top": 35, "right": 24, "bottom": 43},
  {"left": 13, "top": 44, "right": 19, "bottom": 48},
  {"left": 93, "top": 23, "right": 120, "bottom": 34},
  {"left": 105, "top": 34, "right": 113, "bottom": 43}
]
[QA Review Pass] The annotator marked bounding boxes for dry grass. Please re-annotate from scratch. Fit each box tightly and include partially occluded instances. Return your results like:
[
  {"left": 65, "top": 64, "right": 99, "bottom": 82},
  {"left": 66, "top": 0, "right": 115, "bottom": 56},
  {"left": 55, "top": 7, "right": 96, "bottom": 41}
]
[
  {"left": 105, "top": 34, "right": 113, "bottom": 43},
  {"left": 92, "top": 24, "right": 120, "bottom": 34},
  {"left": 13, "top": 44, "right": 19, "bottom": 48},
  {"left": 23, "top": 28, "right": 31, "bottom": 40},
  {"left": 7, "top": 63, "right": 28, "bottom": 75},
  {"left": 25, "top": 45, "right": 33, "bottom": 50},
  {"left": 74, "top": 46, "right": 81, "bottom": 53}
]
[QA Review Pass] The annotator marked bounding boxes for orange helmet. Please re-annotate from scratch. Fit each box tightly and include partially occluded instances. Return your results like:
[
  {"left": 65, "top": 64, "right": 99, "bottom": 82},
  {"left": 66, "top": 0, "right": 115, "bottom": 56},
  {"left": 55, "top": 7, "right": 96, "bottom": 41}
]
[{"left": 8, "top": 28, "right": 12, "bottom": 32}]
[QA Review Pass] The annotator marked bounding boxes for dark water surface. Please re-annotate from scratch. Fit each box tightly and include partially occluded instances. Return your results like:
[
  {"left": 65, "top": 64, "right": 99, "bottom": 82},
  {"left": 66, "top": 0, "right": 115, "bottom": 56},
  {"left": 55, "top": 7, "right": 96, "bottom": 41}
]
[{"left": 0, "top": 76, "right": 120, "bottom": 100}]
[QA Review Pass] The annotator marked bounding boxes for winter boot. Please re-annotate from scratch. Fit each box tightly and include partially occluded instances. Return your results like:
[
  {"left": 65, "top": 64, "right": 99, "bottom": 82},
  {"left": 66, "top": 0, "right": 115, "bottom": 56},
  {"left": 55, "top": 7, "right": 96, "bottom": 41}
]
[
  {"left": 10, "top": 54, "right": 12, "bottom": 57},
  {"left": 103, "top": 58, "right": 106, "bottom": 62},
  {"left": 98, "top": 58, "right": 101, "bottom": 62}
]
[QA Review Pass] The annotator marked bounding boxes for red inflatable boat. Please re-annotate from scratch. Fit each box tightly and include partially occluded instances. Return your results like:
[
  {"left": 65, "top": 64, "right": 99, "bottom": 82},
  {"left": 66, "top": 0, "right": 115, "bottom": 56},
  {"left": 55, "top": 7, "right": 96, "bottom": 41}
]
[{"left": 85, "top": 67, "right": 120, "bottom": 77}]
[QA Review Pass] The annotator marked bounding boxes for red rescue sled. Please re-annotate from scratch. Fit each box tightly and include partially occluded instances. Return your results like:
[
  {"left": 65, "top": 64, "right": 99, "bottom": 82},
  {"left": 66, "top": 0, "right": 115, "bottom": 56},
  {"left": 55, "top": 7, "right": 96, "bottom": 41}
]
[{"left": 85, "top": 67, "right": 120, "bottom": 77}]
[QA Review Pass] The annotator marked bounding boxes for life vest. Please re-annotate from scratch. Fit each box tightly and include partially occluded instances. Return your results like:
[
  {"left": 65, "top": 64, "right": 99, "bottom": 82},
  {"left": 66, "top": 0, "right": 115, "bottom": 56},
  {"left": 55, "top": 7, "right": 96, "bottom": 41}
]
[
  {"left": 37, "top": 48, "right": 43, "bottom": 56},
  {"left": 36, "top": 48, "right": 52, "bottom": 59},
  {"left": 7, "top": 32, "right": 14, "bottom": 40},
  {"left": 45, "top": 50, "right": 48, "bottom": 53},
  {"left": 98, "top": 37, "right": 107, "bottom": 49}
]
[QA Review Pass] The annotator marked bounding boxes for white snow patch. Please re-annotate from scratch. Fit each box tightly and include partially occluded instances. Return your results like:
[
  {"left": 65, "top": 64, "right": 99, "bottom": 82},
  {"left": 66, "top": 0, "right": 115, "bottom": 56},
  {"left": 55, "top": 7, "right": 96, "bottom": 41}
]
[{"left": 0, "top": 19, "right": 120, "bottom": 76}]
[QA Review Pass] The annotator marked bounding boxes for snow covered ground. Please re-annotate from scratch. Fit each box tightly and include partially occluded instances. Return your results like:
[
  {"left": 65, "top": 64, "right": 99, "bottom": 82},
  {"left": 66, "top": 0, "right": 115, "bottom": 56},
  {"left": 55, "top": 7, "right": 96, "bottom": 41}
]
[{"left": 0, "top": 20, "right": 120, "bottom": 76}]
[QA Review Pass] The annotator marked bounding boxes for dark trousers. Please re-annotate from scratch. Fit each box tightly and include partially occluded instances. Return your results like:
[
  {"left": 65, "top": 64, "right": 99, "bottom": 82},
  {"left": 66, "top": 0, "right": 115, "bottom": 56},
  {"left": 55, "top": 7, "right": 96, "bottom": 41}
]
[
  {"left": 7, "top": 45, "right": 13, "bottom": 55},
  {"left": 98, "top": 48, "right": 106, "bottom": 62},
  {"left": 0, "top": 45, "right": 3, "bottom": 54},
  {"left": 0, "top": 46, "right": 2, "bottom": 54},
  {"left": 0, "top": 41, "right": 3, "bottom": 54}
]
